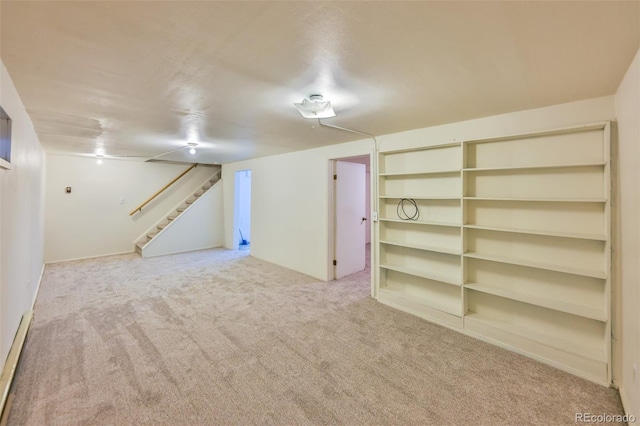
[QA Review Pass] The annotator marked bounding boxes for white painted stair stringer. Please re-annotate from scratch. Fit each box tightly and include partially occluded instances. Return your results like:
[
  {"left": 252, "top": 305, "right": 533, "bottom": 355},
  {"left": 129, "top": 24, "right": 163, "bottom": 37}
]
[
  {"left": 139, "top": 178, "right": 224, "bottom": 257},
  {"left": 134, "top": 169, "right": 220, "bottom": 254}
]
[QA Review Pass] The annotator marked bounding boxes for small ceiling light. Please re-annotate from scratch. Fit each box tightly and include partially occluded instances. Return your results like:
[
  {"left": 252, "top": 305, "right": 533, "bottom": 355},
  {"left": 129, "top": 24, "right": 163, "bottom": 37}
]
[
  {"left": 187, "top": 142, "right": 197, "bottom": 155},
  {"left": 294, "top": 94, "right": 336, "bottom": 119},
  {"left": 96, "top": 154, "right": 104, "bottom": 165}
]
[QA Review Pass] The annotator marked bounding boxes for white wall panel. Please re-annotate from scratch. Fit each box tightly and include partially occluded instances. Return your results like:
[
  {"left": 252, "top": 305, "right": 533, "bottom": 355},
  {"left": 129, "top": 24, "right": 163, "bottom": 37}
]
[
  {"left": 44, "top": 156, "right": 218, "bottom": 263},
  {"left": 142, "top": 183, "right": 223, "bottom": 257},
  {"left": 614, "top": 47, "right": 640, "bottom": 418},
  {"left": 0, "top": 62, "right": 45, "bottom": 364},
  {"left": 222, "top": 140, "right": 375, "bottom": 281}
]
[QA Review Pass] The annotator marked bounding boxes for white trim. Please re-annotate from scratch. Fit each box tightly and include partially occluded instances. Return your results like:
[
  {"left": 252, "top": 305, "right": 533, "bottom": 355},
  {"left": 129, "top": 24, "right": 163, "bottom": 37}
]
[
  {"left": 0, "top": 311, "right": 33, "bottom": 421},
  {"left": 327, "top": 160, "right": 337, "bottom": 281},
  {"left": 0, "top": 158, "right": 11, "bottom": 170},
  {"left": 45, "top": 249, "right": 135, "bottom": 264},
  {"left": 31, "top": 264, "right": 46, "bottom": 308},
  {"left": 462, "top": 121, "right": 608, "bottom": 145},
  {"left": 327, "top": 151, "right": 376, "bottom": 295},
  {"left": 142, "top": 244, "right": 224, "bottom": 258},
  {"left": 232, "top": 169, "right": 252, "bottom": 251}
]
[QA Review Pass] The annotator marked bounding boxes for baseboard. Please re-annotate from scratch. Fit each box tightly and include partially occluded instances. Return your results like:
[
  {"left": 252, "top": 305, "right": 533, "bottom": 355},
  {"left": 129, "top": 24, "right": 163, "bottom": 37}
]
[
  {"left": 45, "top": 249, "right": 136, "bottom": 264},
  {"left": 0, "top": 264, "right": 44, "bottom": 421},
  {"left": 0, "top": 393, "right": 13, "bottom": 426},
  {"left": 32, "top": 264, "right": 45, "bottom": 309},
  {"left": 0, "top": 311, "right": 34, "bottom": 422},
  {"left": 142, "top": 244, "right": 223, "bottom": 258}
]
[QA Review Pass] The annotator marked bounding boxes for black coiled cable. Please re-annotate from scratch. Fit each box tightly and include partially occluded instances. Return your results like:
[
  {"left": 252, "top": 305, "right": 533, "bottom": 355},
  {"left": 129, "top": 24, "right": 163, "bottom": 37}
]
[{"left": 397, "top": 198, "right": 419, "bottom": 220}]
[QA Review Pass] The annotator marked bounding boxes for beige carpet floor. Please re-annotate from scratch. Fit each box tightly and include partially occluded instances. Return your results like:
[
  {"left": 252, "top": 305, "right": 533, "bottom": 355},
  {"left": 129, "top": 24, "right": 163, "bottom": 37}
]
[{"left": 7, "top": 248, "right": 624, "bottom": 425}]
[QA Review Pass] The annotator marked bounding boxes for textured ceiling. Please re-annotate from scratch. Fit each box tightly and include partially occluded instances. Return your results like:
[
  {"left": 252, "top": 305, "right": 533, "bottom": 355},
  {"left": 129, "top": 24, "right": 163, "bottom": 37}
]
[{"left": 1, "top": 1, "right": 639, "bottom": 164}]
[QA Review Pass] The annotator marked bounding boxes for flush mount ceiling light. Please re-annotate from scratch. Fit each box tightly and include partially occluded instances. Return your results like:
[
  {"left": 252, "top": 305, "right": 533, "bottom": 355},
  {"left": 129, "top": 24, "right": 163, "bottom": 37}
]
[
  {"left": 96, "top": 154, "right": 104, "bottom": 165},
  {"left": 293, "top": 94, "right": 336, "bottom": 119},
  {"left": 187, "top": 142, "right": 197, "bottom": 155}
]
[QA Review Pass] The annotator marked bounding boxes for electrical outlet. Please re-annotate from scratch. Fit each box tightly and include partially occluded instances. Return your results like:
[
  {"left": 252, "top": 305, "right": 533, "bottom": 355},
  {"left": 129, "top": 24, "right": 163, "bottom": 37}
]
[
  {"left": 119, "top": 198, "right": 125, "bottom": 204},
  {"left": 372, "top": 211, "right": 378, "bottom": 222}
]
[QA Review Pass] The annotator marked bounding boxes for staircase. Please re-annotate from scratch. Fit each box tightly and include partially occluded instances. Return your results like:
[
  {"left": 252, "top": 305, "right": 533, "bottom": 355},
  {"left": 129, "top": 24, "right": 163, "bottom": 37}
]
[{"left": 135, "top": 169, "right": 221, "bottom": 255}]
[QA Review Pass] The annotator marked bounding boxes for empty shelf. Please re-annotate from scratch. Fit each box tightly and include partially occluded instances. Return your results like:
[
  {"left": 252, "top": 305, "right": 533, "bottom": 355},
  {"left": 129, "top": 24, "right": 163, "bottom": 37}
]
[
  {"left": 463, "top": 224, "right": 607, "bottom": 241},
  {"left": 380, "top": 239, "right": 461, "bottom": 256},
  {"left": 380, "top": 263, "right": 460, "bottom": 286},
  {"left": 379, "top": 218, "right": 460, "bottom": 228},
  {"left": 463, "top": 252, "right": 607, "bottom": 279},
  {"left": 464, "top": 283, "right": 606, "bottom": 321},
  {"left": 464, "top": 312, "right": 607, "bottom": 363}
]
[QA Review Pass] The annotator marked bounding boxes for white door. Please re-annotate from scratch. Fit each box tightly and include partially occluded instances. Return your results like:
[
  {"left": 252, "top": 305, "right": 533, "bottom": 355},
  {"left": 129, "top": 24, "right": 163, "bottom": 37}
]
[{"left": 335, "top": 161, "right": 366, "bottom": 279}]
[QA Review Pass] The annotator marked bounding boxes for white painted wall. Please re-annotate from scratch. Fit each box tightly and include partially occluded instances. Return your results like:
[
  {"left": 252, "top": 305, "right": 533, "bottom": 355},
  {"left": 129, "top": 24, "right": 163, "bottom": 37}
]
[
  {"left": 0, "top": 62, "right": 45, "bottom": 364},
  {"left": 614, "top": 47, "right": 640, "bottom": 418},
  {"left": 222, "top": 97, "right": 614, "bottom": 283},
  {"left": 45, "top": 155, "right": 218, "bottom": 263},
  {"left": 223, "top": 140, "right": 375, "bottom": 281},
  {"left": 379, "top": 96, "right": 615, "bottom": 152},
  {"left": 142, "top": 182, "right": 224, "bottom": 257}
]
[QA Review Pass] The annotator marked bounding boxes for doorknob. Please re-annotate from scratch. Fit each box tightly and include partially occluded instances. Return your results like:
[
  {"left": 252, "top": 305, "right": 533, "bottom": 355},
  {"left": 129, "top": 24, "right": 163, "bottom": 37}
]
[{"left": 361, "top": 217, "right": 367, "bottom": 224}]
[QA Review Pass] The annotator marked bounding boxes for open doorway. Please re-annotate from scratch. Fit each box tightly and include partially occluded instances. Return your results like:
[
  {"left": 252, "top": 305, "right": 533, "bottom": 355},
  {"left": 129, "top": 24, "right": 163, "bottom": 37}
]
[
  {"left": 329, "top": 155, "right": 372, "bottom": 281},
  {"left": 234, "top": 170, "right": 252, "bottom": 251}
]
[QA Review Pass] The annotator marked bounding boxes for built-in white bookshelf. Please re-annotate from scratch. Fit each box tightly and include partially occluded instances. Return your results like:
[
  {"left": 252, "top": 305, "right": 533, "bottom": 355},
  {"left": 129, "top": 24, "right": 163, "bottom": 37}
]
[
  {"left": 378, "top": 142, "right": 465, "bottom": 330},
  {"left": 376, "top": 123, "right": 611, "bottom": 385}
]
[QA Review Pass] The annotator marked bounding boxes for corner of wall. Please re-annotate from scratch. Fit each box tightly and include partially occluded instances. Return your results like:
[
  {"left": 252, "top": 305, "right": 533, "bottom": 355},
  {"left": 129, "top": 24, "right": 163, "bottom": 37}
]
[{"left": 613, "top": 46, "right": 640, "bottom": 418}]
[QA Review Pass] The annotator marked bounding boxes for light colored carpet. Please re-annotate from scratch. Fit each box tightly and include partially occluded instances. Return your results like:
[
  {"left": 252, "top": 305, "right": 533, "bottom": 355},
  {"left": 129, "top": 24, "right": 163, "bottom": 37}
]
[{"left": 7, "top": 247, "right": 624, "bottom": 425}]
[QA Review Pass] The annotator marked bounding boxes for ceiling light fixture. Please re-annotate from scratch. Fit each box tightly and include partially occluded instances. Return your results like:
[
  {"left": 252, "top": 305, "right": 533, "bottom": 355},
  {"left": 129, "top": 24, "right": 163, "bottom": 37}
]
[
  {"left": 187, "top": 143, "right": 197, "bottom": 155},
  {"left": 293, "top": 94, "right": 336, "bottom": 119}
]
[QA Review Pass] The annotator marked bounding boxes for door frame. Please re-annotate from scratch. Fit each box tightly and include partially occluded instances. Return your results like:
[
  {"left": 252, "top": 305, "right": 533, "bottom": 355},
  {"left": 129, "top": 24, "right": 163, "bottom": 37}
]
[
  {"left": 233, "top": 169, "right": 252, "bottom": 250},
  {"left": 327, "top": 153, "right": 376, "bottom": 297}
]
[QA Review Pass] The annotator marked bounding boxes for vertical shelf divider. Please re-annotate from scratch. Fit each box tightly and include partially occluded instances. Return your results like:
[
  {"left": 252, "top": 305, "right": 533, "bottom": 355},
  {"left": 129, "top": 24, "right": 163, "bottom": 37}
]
[
  {"left": 603, "top": 121, "right": 612, "bottom": 383},
  {"left": 461, "top": 141, "right": 468, "bottom": 318}
]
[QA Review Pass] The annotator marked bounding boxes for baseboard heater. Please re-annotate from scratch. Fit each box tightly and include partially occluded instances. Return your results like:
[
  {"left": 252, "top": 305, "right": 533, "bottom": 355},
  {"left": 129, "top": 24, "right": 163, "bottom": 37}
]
[{"left": 0, "top": 310, "right": 33, "bottom": 422}]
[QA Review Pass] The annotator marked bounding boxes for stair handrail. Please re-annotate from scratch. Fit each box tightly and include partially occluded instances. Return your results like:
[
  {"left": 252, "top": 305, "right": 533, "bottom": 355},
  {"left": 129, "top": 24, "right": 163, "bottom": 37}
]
[
  {"left": 133, "top": 168, "right": 221, "bottom": 248},
  {"left": 129, "top": 163, "right": 198, "bottom": 215}
]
